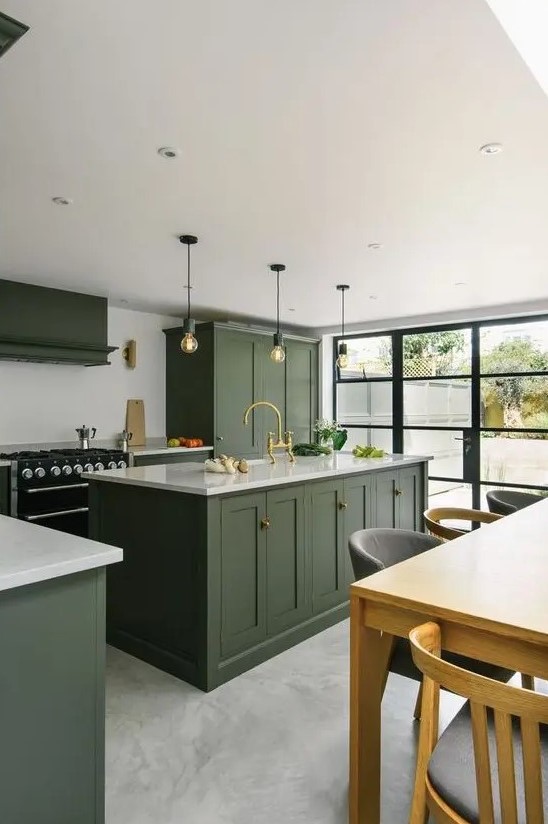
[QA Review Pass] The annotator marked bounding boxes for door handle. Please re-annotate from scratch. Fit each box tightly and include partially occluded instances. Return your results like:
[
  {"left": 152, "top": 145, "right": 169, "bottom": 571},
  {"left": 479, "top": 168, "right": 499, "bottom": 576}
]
[
  {"left": 216, "top": 436, "right": 224, "bottom": 442},
  {"left": 338, "top": 501, "right": 348, "bottom": 510},
  {"left": 394, "top": 488, "right": 403, "bottom": 496},
  {"left": 260, "top": 516, "right": 271, "bottom": 530}
]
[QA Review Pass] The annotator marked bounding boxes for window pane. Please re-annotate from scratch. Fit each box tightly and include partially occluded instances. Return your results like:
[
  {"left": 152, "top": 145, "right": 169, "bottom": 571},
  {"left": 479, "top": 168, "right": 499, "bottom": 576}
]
[
  {"left": 403, "top": 378, "right": 471, "bottom": 427},
  {"left": 481, "top": 432, "right": 548, "bottom": 487},
  {"left": 337, "top": 336, "right": 392, "bottom": 379},
  {"left": 402, "top": 329, "right": 471, "bottom": 377},
  {"left": 481, "top": 376, "right": 548, "bottom": 429},
  {"left": 344, "top": 427, "right": 393, "bottom": 453},
  {"left": 404, "top": 429, "right": 463, "bottom": 479},
  {"left": 337, "top": 381, "right": 393, "bottom": 426},
  {"left": 428, "top": 480, "right": 472, "bottom": 513},
  {"left": 480, "top": 320, "right": 548, "bottom": 374},
  {"left": 479, "top": 483, "right": 547, "bottom": 511}
]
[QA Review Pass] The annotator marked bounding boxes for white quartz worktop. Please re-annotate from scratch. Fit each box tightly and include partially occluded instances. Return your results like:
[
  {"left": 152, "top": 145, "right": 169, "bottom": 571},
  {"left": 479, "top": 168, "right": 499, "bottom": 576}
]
[
  {"left": 84, "top": 452, "right": 430, "bottom": 497},
  {"left": 0, "top": 460, "right": 11, "bottom": 467},
  {"left": 129, "top": 444, "right": 213, "bottom": 457},
  {"left": 0, "top": 514, "right": 122, "bottom": 592}
]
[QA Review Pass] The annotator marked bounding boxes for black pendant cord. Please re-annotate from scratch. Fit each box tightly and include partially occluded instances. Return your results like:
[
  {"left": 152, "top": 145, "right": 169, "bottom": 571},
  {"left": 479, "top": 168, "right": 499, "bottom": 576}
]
[
  {"left": 341, "top": 288, "right": 345, "bottom": 338},
  {"left": 276, "top": 271, "right": 280, "bottom": 336},
  {"left": 186, "top": 243, "right": 191, "bottom": 320}
]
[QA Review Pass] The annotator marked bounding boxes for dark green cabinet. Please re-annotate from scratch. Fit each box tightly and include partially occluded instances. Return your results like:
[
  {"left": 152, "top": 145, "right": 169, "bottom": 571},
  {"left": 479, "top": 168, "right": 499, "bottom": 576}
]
[
  {"left": 164, "top": 322, "right": 319, "bottom": 459},
  {"left": 220, "top": 485, "right": 307, "bottom": 655},
  {"left": 265, "top": 485, "right": 307, "bottom": 634},
  {"left": 92, "top": 460, "right": 427, "bottom": 691},
  {"left": 0, "top": 569, "right": 106, "bottom": 823},
  {"left": 131, "top": 450, "right": 213, "bottom": 468},
  {"left": 310, "top": 479, "right": 345, "bottom": 614},
  {"left": 220, "top": 493, "right": 266, "bottom": 657},
  {"left": 373, "top": 465, "right": 424, "bottom": 530}
]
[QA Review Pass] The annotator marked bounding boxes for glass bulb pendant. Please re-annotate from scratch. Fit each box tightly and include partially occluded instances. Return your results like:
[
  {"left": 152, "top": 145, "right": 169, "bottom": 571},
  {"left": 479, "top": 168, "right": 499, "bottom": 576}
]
[
  {"left": 270, "top": 332, "right": 286, "bottom": 363},
  {"left": 181, "top": 332, "right": 198, "bottom": 354},
  {"left": 336, "top": 341, "right": 348, "bottom": 369},
  {"left": 180, "top": 318, "right": 198, "bottom": 354}
]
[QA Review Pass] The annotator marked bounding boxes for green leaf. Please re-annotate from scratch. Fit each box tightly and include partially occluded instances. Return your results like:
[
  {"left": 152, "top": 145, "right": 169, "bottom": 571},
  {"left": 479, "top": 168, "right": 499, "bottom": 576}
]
[{"left": 332, "top": 429, "right": 348, "bottom": 451}]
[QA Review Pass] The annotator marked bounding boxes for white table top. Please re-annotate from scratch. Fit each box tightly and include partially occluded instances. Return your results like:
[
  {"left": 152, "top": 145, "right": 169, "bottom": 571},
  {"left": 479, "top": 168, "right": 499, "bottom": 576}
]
[
  {"left": 84, "top": 452, "right": 430, "bottom": 497},
  {"left": 0, "top": 514, "right": 122, "bottom": 592},
  {"left": 353, "top": 496, "right": 548, "bottom": 643}
]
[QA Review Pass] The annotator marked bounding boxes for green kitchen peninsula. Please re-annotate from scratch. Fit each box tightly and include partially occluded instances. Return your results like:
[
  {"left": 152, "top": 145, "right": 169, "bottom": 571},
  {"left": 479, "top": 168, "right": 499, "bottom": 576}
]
[{"left": 87, "top": 452, "right": 429, "bottom": 691}]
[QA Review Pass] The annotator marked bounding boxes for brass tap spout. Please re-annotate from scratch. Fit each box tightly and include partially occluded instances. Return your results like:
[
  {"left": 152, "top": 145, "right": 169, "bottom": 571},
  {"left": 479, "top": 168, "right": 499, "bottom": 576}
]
[{"left": 243, "top": 401, "right": 295, "bottom": 465}]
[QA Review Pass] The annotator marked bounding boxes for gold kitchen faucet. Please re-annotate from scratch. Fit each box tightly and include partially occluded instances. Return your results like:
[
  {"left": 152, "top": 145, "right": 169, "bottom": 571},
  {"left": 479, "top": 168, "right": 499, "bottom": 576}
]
[{"left": 243, "top": 401, "right": 295, "bottom": 465}]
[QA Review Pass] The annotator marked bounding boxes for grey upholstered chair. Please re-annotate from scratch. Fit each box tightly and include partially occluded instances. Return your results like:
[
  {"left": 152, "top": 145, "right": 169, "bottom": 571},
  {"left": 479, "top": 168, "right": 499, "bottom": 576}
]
[
  {"left": 486, "top": 488, "right": 542, "bottom": 516},
  {"left": 348, "top": 528, "right": 515, "bottom": 718}
]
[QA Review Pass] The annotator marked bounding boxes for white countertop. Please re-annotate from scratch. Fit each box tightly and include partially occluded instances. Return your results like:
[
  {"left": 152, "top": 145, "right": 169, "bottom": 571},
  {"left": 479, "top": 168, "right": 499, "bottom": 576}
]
[
  {"left": 0, "top": 460, "right": 11, "bottom": 467},
  {"left": 0, "top": 515, "right": 122, "bottom": 592},
  {"left": 129, "top": 445, "right": 213, "bottom": 457},
  {"left": 84, "top": 452, "right": 431, "bottom": 497}
]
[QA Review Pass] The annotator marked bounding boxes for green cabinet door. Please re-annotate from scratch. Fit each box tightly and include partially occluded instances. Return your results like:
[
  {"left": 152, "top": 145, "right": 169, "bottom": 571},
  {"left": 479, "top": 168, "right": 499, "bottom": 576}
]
[
  {"left": 215, "top": 330, "right": 262, "bottom": 458},
  {"left": 309, "top": 479, "right": 345, "bottom": 614},
  {"left": 374, "top": 470, "right": 398, "bottom": 527},
  {"left": 342, "top": 474, "right": 374, "bottom": 587},
  {"left": 285, "top": 340, "right": 318, "bottom": 444},
  {"left": 220, "top": 493, "right": 267, "bottom": 657},
  {"left": 261, "top": 340, "right": 287, "bottom": 447},
  {"left": 265, "top": 485, "right": 308, "bottom": 635},
  {"left": 397, "top": 464, "right": 422, "bottom": 531}
]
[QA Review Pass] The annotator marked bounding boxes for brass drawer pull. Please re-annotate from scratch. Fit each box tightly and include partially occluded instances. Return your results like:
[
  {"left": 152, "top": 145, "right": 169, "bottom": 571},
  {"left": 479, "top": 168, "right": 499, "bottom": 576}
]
[
  {"left": 338, "top": 501, "right": 348, "bottom": 510},
  {"left": 261, "top": 516, "right": 271, "bottom": 530}
]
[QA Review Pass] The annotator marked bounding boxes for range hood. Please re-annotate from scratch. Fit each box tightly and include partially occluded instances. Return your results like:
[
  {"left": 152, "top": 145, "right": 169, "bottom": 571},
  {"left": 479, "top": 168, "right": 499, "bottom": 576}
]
[
  {"left": 0, "top": 11, "right": 29, "bottom": 59},
  {"left": 0, "top": 280, "right": 117, "bottom": 366}
]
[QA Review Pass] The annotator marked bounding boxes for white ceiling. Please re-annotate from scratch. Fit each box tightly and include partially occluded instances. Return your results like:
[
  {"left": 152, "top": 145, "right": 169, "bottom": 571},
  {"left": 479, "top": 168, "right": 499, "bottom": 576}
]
[{"left": 1, "top": 0, "right": 548, "bottom": 330}]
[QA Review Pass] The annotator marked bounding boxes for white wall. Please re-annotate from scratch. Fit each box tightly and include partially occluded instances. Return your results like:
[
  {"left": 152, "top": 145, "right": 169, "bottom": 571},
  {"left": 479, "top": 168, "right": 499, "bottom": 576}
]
[{"left": 0, "top": 306, "right": 178, "bottom": 445}]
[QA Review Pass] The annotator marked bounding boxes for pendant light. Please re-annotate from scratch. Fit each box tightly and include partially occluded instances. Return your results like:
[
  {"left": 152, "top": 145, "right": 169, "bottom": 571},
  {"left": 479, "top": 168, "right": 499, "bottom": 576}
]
[
  {"left": 336, "top": 284, "right": 350, "bottom": 369},
  {"left": 179, "top": 234, "right": 198, "bottom": 354},
  {"left": 269, "top": 263, "right": 286, "bottom": 364}
]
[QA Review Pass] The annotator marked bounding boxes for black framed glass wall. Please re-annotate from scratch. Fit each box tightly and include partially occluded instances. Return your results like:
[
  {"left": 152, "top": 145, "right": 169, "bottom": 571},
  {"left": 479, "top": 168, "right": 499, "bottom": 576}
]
[{"left": 333, "top": 315, "right": 548, "bottom": 509}]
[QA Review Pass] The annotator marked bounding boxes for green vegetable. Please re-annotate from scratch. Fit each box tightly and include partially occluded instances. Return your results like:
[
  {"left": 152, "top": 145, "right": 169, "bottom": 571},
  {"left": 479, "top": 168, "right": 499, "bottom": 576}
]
[
  {"left": 352, "top": 445, "right": 386, "bottom": 458},
  {"left": 292, "top": 443, "right": 332, "bottom": 457}
]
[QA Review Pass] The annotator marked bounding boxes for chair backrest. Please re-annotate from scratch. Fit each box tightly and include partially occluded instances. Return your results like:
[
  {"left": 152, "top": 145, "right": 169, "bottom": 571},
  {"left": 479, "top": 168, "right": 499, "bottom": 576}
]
[
  {"left": 487, "top": 489, "right": 542, "bottom": 517},
  {"left": 423, "top": 506, "right": 502, "bottom": 541},
  {"left": 410, "top": 622, "right": 548, "bottom": 823},
  {"left": 348, "top": 528, "right": 440, "bottom": 580}
]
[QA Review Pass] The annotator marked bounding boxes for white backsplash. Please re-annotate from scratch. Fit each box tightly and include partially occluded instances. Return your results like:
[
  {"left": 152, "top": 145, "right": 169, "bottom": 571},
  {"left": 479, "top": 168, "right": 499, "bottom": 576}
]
[{"left": 0, "top": 306, "right": 178, "bottom": 446}]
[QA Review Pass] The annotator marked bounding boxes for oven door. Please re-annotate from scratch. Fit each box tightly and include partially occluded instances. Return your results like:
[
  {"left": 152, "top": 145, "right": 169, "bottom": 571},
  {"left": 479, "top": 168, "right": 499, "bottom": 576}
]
[{"left": 17, "top": 483, "right": 89, "bottom": 537}]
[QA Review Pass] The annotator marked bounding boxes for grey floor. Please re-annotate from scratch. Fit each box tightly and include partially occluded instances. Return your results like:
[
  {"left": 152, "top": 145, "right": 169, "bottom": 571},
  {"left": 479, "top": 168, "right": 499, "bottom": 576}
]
[{"left": 105, "top": 620, "right": 463, "bottom": 824}]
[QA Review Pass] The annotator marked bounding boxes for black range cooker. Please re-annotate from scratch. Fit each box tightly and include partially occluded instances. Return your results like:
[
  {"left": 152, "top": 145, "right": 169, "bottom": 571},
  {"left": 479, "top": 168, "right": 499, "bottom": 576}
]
[{"left": 1, "top": 448, "right": 129, "bottom": 537}]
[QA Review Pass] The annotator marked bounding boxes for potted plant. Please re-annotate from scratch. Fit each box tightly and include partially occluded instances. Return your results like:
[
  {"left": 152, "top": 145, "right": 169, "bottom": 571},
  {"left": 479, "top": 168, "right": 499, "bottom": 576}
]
[{"left": 313, "top": 419, "right": 348, "bottom": 451}]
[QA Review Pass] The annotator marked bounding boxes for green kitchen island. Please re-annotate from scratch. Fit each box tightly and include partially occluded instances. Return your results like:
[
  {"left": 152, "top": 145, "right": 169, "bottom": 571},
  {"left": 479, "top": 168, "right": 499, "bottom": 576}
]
[
  {"left": 87, "top": 452, "right": 429, "bottom": 691},
  {"left": 0, "top": 514, "right": 122, "bottom": 824}
]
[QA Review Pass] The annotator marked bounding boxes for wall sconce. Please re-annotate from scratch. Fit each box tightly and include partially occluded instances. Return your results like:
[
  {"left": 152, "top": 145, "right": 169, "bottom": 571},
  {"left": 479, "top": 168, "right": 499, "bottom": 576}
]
[{"left": 122, "top": 339, "right": 136, "bottom": 369}]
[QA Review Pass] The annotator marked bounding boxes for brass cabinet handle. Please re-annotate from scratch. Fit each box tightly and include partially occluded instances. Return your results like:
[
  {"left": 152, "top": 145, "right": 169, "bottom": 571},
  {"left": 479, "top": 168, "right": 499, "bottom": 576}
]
[
  {"left": 394, "top": 488, "right": 402, "bottom": 496},
  {"left": 260, "top": 516, "right": 271, "bottom": 530},
  {"left": 339, "top": 501, "right": 348, "bottom": 510}
]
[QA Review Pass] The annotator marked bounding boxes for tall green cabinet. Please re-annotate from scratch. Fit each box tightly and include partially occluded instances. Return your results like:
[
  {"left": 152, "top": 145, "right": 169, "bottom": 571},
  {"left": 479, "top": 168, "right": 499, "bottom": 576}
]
[{"left": 164, "top": 323, "right": 319, "bottom": 457}]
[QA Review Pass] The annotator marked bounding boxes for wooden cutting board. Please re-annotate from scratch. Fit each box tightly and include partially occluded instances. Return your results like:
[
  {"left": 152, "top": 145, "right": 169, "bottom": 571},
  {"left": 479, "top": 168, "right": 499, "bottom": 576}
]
[{"left": 126, "top": 399, "right": 146, "bottom": 446}]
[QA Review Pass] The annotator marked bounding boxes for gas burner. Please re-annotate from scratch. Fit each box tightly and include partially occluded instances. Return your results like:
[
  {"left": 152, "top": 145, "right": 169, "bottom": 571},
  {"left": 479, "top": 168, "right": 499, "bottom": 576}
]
[{"left": 0, "top": 450, "right": 51, "bottom": 460}]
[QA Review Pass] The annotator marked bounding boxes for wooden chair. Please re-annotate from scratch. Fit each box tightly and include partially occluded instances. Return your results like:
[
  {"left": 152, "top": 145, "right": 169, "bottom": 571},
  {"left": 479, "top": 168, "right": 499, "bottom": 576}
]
[
  {"left": 424, "top": 506, "right": 503, "bottom": 542},
  {"left": 408, "top": 622, "right": 548, "bottom": 824}
]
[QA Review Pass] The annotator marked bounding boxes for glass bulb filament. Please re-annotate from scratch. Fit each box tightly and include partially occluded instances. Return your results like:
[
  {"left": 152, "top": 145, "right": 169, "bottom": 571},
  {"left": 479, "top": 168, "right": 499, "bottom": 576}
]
[{"left": 270, "top": 344, "right": 286, "bottom": 363}]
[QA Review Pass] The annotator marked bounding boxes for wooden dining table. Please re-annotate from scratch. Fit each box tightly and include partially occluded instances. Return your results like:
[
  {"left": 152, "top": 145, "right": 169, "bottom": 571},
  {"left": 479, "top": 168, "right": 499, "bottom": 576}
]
[{"left": 349, "top": 497, "right": 548, "bottom": 823}]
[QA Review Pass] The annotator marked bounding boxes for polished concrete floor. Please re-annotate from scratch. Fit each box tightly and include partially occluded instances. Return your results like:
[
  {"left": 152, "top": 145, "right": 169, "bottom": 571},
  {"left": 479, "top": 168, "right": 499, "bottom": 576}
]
[{"left": 105, "top": 620, "right": 463, "bottom": 824}]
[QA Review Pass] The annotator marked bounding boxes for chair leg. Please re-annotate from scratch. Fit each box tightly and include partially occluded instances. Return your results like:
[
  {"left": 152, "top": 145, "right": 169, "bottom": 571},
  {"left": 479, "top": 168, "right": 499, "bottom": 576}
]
[
  {"left": 413, "top": 682, "right": 423, "bottom": 721},
  {"left": 521, "top": 673, "right": 535, "bottom": 691}
]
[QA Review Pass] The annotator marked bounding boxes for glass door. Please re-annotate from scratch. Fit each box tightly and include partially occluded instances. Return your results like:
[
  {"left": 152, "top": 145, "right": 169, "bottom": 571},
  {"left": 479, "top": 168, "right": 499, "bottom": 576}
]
[{"left": 401, "top": 326, "right": 475, "bottom": 510}]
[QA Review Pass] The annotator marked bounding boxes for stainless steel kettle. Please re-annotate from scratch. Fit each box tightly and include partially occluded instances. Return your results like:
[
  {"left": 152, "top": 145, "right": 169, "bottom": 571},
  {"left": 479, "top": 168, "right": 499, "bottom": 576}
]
[
  {"left": 76, "top": 425, "right": 96, "bottom": 450},
  {"left": 119, "top": 430, "right": 133, "bottom": 451}
]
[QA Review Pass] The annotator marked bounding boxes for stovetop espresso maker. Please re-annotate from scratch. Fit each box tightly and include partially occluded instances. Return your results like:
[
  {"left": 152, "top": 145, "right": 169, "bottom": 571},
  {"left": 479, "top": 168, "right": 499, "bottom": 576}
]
[{"left": 75, "top": 425, "right": 97, "bottom": 450}]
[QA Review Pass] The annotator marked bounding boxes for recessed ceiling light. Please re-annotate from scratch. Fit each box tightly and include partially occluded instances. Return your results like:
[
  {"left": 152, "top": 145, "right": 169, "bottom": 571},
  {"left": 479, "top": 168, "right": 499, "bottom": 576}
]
[
  {"left": 454, "top": 281, "right": 467, "bottom": 286},
  {"left": 479, "top": 143, "right": 503, "bottom": 155},
  {"left": 369, "top": 295, "right": 378, "bottom": 300},
  {"left": 157, "top": 146, "right": 180, "bottom": 159},
  {"left": 51, "top": 196, "right": 73, "bottom": 206},
  {"left": 287, "top": 308, "right": 295, "bottom": 312},
  {"left": 367, "top": 242, "right": 383, "bottom": 250}
]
